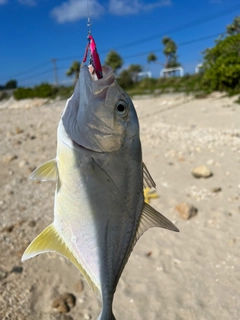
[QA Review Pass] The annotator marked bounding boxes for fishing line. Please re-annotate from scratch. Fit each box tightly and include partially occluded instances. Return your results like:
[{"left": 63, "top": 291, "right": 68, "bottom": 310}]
[{"left": 86, "top": 0, "right": 92, "bottom": 35}]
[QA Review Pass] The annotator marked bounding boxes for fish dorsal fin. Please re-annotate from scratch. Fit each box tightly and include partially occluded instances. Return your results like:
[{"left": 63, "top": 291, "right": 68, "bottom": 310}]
[
  {"left": 30, "top": 159, "right": 58, "bottom": 181},
  {"left": 135, "top": 202, "right": 179, "bottom": 245},
  {"left": 21, "top": 224, "right": 100, "bottom": 298},
  {"left": 143, "top": 162, "right": 156, "bottom": 189}
]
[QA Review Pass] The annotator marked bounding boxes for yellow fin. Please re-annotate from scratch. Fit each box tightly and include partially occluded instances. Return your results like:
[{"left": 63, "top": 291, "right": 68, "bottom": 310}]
[
  {"left": 30, "top": 159, "right": 58, "bottom": 181},
  {"left": 22, "top": 224, "right": 100, "bottom": 298},
  {"left": 144, "top": 187, "right": 159, "bottom": 204}
]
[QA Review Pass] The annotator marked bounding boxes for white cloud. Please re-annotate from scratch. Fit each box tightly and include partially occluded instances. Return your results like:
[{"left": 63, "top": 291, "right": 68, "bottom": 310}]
[
  {"left": 51, "top": 0, "right": 104, "bottom": 23},
  {"left": 0, "top": 0, "right": 8, "bottom": 5},
  {"left": 108, "top": 0, "right": 171, "bottom": 16}
]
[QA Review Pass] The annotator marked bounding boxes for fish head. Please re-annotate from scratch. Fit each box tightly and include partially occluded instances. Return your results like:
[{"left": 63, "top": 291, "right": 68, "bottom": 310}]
[{"left": 62, "top": 65, "right": 139, "bottom": 152}]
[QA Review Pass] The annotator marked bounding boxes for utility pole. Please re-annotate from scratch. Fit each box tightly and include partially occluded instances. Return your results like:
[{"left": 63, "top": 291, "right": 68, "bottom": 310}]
[{"left": 51, "top": 59, "right": 59, "bottom": 87}]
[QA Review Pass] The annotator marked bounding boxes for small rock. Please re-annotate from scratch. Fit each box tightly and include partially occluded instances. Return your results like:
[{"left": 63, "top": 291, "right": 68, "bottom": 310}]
[
  {"left": 11, "top": 266, "right": 23, "bottom": 274},
  {"left": 19, "top": 160, "right": 29, "bottom": 167},
  {"left": 211, "top": 187, "right": 222, "bottom": 193},
  {"left": 191, "top": 166, "right": 212, "bottom": 178},
  {"left": 0, "top": 200, "right": 5, "bottom": 207},
  {"left": 52, "top": 293, "right": 76, "bottom": 314},
  {"left": 2, "top": 224, "right": 14, "bottom": 233},
  {"left": 0, "top": 268, "right": 8, "bottom": 280},
  {"left": 74, "top": 279, "right": 84, "bottom": 293},
  {"left": 175, "top": 202, "right": 198, "bottom": 220},
  {"left": 15, "top": 126, "right": 24, "bottom": 134},
  {"left": 28, "top": 220, "right": 37, "bottom": 227},
  {"left": 2, "top": 153, "right": 18, "bottom": 164}
]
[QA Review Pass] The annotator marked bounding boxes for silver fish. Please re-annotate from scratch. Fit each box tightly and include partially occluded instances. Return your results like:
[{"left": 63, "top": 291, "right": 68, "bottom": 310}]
[{"left": 22, "top": 65, "right": 179, "bottom": 320}]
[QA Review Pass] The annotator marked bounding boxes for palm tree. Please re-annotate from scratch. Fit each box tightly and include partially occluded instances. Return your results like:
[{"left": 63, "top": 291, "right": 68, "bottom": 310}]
[
  {"left": 66, "top": 61, "right": 80, "bottom": 85},
  {"left": 161, "top": 37, "right": 180, "bottom": 68},
  {"left": 105, "top": 50, "right": 123, "bottom": 73}
]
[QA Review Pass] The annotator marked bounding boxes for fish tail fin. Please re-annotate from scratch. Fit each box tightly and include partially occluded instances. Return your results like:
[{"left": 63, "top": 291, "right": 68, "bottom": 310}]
[
  {"left": 97, "top": 301, "right": 116, "bottom": 320},
  {"left": 97, "top": 311, "right": 116, "bottom": 320}
]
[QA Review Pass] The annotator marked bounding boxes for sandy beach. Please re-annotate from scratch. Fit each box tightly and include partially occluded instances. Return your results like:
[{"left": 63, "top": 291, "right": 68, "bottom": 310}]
[{"left": 0, "top": 92, "right": 240, "bottom": 320}]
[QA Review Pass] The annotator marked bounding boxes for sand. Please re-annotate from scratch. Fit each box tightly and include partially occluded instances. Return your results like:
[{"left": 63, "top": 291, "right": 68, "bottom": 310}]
[{"left": 0, "top": 92, "right": 240, "bottom": 320}]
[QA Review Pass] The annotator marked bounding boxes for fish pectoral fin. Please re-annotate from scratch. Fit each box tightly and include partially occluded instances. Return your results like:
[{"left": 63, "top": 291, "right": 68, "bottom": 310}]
[
  {"left": 143, "top": 162, "right": 156, "bottom": 189},
  {"left": 29, "top": 159, "right": 58, "bottom": 181},
  {"left": 135, "top": 203, "right": 179, "bottom": 242},
  {"left": 22, "top": 224, "right": 101, "bottom": 299}
]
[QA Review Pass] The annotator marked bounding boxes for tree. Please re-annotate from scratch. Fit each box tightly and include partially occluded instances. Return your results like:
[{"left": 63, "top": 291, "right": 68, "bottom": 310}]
[
  {"left": 66, "top": 61, "right": 80, "bottom": 85},
  {"left": 202, "top": 33, "right": 240, "bottom": 93},
  {"left": 5, "top": 79, "right": 17, "bottom": 89},
  {"left": 118, "top": 64, "right": 143, "bottom": 88},
  {"left": 128, "top": 64, "right": 142, "bottom": 82},
  {"left": 105, "top": 50, "right": 123, "bottom": 73},
  {"left": 147, "top": 53, "right": 157, "bottom": 64},
  {"left": 227, "top": 16, "right": 240, "bottom": 35},
  {"left": 161, "top": 37, "right": 180, "bottom": 68}
]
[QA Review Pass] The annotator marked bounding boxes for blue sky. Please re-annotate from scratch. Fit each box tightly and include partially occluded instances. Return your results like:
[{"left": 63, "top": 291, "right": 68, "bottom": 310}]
[{"left": 0, "top": 0, "right": 239, "bottom": 87}]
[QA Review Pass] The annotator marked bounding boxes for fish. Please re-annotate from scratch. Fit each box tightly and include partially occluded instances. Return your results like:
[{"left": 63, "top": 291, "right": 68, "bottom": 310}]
[{"left": 22, "top": 65, "right": 179, "bottom": 320}]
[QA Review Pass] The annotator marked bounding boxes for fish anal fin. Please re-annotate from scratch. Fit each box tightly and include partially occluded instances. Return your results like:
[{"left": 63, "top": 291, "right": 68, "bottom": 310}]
[
  {"left": 30, "top": 159, "right": 58, "bottom": 181},
  {"left": 135, "top": 202, "right": 179, "bottom": 245},
  {"left": 143, "top": 162, "right": 156, "bottom": 189},
  {"left": 21, "top": 224, "right": 100, "bottom": 298}
]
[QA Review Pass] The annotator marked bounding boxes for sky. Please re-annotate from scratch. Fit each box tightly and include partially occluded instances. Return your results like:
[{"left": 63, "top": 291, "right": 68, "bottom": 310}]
[{"left": 0, "top": 0, "right": 240, "bottom": 87}]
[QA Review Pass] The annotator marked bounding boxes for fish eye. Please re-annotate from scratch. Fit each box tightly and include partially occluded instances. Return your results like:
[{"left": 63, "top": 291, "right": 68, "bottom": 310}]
[{"left": 116, "top": 100, "right": 128, "bottom": 117}]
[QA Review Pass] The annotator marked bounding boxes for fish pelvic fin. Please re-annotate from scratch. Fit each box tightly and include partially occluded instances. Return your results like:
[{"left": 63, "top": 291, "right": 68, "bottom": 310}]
[
  {"left": 21, "top": 223, "right": 101, "bottom": 298},
  {"left": 29, "top": 159, "right": 58, "bottom": 181},
  {"left": 135, "top": 203, "right": 179, "bottom": 245}
]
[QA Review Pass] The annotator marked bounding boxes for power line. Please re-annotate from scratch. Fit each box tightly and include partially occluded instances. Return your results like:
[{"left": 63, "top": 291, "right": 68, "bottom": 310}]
[
  {"left": 103, "top": 3, "right": 240, "bottom": 51},
  {"left": 51, "top": 59, "right": 59, "bottom": 86},
  {"left": 0, "top": 61, "right": 50, "bottom": 82},
  {"left": 18, "top": 67, "right": 68, "bottom": 83},
  {"left": 18, "top": 31, "right": 224, "bottom": 84},
  {"left": 3, "top": 3, "right": 239, "bottom": 82},
  {"left": 122, "top": 31, "right": 225, "bottom": 61},
  {"left": 52, "top": 4, "right": 239, "bottom": 62}
]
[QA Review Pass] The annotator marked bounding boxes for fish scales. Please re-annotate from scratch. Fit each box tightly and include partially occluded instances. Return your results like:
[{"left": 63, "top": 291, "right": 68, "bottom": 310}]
[{"left": 22, "top": 65, "right": 179, "bottom": 320}]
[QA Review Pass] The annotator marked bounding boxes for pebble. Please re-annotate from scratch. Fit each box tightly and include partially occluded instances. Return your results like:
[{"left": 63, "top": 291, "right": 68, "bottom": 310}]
[
  {"left": 15, "top": 126, "right": 24, "bottom": 134},
  {"left": 19, "top": 160, "right": 29, "bottom": 167},
  {"left": 52, "top": 293, "right": 76, "bottom": 313},
  {"left": 11, "top": 266, "right": 23, "bottom": 274},
  {"left": 2, "top": 153, "right": 18, "bottom": 164},
  {"left": 0, "top": 268, "right": 8, "bottom": 280},
  {"left": 175, "top": 202, "right": 198, "bottom": 219},
  {"left": 74, "top": 279, "right": 84, "bottom": 293},
  {"left": 191, "top": 166, "right": 212, "bottom": 178},
  {"left": 211, "top": 187, "right": 222, "bottom": 193},
  {"left": 28, "top": 220, "right": 37, "bottom": 227}
]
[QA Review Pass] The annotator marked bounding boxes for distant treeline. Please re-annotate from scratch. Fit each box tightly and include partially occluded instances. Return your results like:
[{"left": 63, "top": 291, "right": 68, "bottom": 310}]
[{"left": 13, "top": 83, "right": 74, "bottom": 100}]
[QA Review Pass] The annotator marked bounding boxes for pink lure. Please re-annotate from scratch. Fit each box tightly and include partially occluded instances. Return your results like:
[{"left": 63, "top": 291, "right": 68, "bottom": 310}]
[{"left": 83, "top": 34, "right": 103, "bottom": 79}]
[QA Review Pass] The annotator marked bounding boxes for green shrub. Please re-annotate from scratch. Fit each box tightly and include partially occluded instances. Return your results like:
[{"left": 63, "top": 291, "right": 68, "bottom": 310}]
[
  {"left": 202, "top": 34, "right": 240, "bottom": 94},
  {"left": 14, "top": 83, "right": 58, "bottom": 100}
]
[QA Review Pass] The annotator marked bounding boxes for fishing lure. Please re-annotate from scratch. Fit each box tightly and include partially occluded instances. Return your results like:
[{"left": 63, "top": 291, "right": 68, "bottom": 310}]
[{"left": 82, "top": 18, "right": 103, "bottom": 79}]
